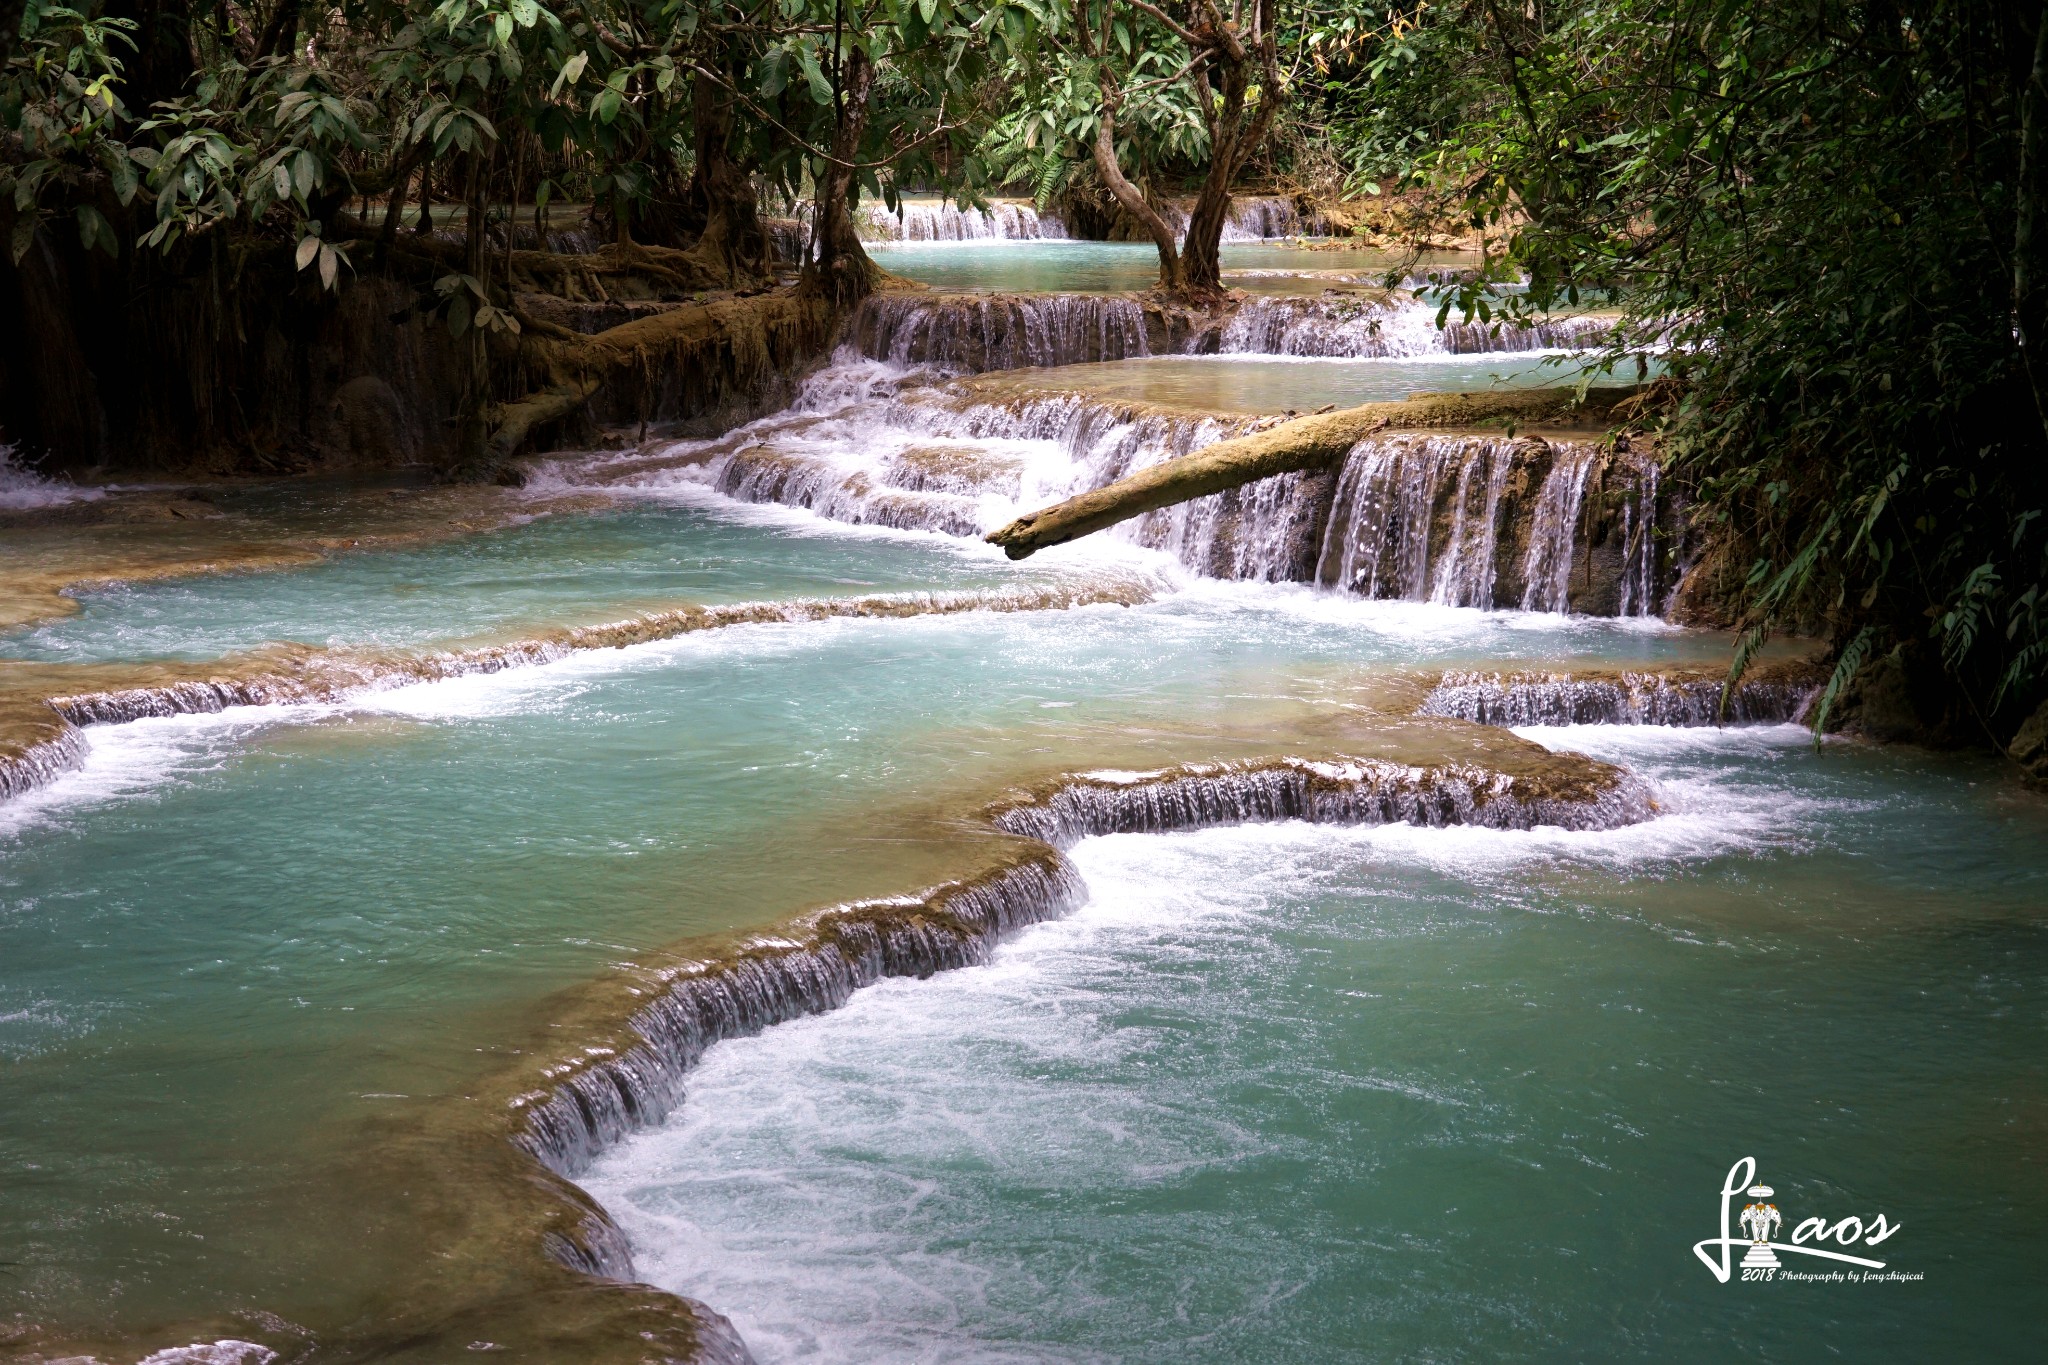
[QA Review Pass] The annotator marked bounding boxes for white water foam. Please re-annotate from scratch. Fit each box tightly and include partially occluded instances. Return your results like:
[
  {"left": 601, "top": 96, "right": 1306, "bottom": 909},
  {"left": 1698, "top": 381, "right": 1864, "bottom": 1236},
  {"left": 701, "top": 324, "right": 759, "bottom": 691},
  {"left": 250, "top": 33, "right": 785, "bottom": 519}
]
[
  {"left": 0, "top": 705, "right": 330, "bottom": 840},
  {"left": 137, "top": 1342, "right": 276, "bottom": 1365},
  {"left": 0, "top": 443, "right": 102, "bottom": 510},
  {"left": 578, "top": 768, "right": 1823, "bottom": 1363}
]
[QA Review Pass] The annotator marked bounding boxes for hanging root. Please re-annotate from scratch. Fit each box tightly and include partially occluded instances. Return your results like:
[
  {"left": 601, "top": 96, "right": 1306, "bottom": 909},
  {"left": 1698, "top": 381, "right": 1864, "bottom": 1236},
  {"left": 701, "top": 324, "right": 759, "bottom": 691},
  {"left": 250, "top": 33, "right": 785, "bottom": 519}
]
[{"left": 488, "top": 288, "right": 834, "bottom": 462}]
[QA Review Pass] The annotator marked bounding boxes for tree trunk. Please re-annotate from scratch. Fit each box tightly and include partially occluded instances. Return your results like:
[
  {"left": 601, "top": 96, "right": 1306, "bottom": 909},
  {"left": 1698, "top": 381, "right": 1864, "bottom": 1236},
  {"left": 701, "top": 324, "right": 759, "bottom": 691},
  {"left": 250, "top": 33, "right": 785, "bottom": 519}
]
[
  {"left": 805, "top": 47, "right": 880, "bottom": 305},
  {"left": 2016, "top": 3, "right": 2048, "bottom": 446},
  {"left": 453, "top": 157, "right": 491, "bottom": 479},
  {"left": 986, "top": 408, "right": 1373, "bottom": 559},
  {"left": 1180, "top": 166, "right": 1235, "bottom": 293},
  {"left": 1094, "top": 92, "right": 1183, "bottom": 292},
  {"left": 1176, "top": 0, "right": 1285, "bottom": 297},
  {"left": 682, "top": 69, "right": 773, "bottom": 286}
]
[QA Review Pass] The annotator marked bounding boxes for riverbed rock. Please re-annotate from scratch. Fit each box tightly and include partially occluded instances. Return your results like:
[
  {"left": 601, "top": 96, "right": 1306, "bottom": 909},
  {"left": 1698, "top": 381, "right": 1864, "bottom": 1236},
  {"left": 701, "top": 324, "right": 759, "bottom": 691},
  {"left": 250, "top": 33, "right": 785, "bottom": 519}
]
[{"left": 2009, "top": 700, "right": 2048, "bottom": 789}]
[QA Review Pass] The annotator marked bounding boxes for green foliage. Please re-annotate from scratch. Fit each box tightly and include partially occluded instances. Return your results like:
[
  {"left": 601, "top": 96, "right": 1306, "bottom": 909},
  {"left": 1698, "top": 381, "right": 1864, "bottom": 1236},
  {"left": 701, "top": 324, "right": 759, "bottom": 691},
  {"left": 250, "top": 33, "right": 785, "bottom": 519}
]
[{"left": 1331, "top": 0, "right": 2048, "bottom": 734}]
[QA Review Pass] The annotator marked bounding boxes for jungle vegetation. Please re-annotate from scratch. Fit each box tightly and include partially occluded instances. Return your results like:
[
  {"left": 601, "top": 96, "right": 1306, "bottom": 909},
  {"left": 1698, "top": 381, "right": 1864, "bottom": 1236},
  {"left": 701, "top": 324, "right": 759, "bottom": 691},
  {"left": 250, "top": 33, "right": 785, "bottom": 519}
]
[{"left": 3, "top": 0, "right": 2045, "bottom": 744}]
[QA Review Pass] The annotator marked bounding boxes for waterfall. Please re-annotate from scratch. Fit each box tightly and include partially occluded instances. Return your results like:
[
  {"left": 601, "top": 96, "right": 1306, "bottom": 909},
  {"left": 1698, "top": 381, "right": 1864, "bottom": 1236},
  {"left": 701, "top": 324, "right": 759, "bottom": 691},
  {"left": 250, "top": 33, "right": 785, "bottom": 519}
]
[
  {"left": 0, "top": 728, "right": 88, "bottom": 801},
  {"left": 1427, "top": 442, "right": 1512, "bottom": 608},
  {"left": 1132, "top": 468, "right": 1333, "bottom": 583},
  {"left": 716, "top": 446, "right": 990, "bottom": 536},
  {"left": 515, "top": 750, "right": 1654, "bottom": 1183},
  {"left": 1617, "top": 460, "right": 1660, "bottom": 617},
  {"left": 853, "top": 293, "right": 1152, "bottom": 372},
  {"left": 516, "top": 851, "right": 1090, "bottom": 1179},
  {"left": 1313, "top": 436, "right": 1514, "bottom": 607},
  {"left": 860, "top": 200, "right": 1071, "bottom": 242},
  {"left": 1218, "top": 296, "right": 1613, "bottom": 359},
  {"left": 26, "top": 583, "right": 1162, "bottom": 753},
  {"left": 1518, "top": 447, "right": 1597, "bottom": 612},
  {"left": 1420, "top": 670, "right": 1816, "bottom": 727},
  {"left": 762, "top": 216, "right": 809, "bottom": 264},
  {"left": 988, "top": 755, "right": 1656, "bottom": 847},
  {"left": 1157, "top": 196, "right": 1325, "bottom": 241}
]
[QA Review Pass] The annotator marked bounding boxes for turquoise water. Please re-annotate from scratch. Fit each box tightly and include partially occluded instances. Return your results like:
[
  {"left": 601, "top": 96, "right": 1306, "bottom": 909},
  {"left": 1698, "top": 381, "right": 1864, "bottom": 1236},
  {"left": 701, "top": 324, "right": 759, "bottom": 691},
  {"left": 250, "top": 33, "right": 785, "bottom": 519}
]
[
  {"left": 1, "top": 498, "right": 1045, "bottom": 663},
  {"left": 584, "top": 726, "right": 2045, "bottom": 1361},
  {"left": 5, "top": 238, "right": 2042, "bottom": 1364},
  {"left": 6, "top": 515, "right": 2040, "bottom": 1355},
  {"left": 1021, "top": 354, "right": 1650, "bottom": 413}
]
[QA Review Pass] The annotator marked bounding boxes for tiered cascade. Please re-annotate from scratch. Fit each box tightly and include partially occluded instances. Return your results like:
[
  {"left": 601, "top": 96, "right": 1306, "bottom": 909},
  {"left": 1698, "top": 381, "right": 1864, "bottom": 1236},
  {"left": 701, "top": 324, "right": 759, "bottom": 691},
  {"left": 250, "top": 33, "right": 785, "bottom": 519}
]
[
  {"left": 858, "top": 200, "right": 1071, "bottom": 242},
  {"left": 516, "top": 749, "right": 1653, "bottom": 1195},
  {"left": 850, "top": 291, "right": 1614, "bottom": 373}
]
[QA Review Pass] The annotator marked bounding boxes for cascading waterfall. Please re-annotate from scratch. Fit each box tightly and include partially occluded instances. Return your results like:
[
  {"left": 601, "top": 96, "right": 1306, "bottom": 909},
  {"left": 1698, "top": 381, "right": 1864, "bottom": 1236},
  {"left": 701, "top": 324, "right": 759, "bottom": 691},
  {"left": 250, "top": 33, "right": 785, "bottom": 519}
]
[
  {"left": 859, "top": 200, "right": 1071, "bottom": 242},
  {"left": 515, "top": 750, "right": 1653, "bottom": 1193},
  {"left": 988, "top": 755, "right": 1656, "bottom": 846},
  {"left": 1133, "top": 468, "right": 1332, "bottom": 584},
  {"left": 608, "top": 362, "right": 1670, "bottom": 617},
  {"left": 695, "top": 376, "right": 1246, "bottom": 538},
  {"left": 1157, "top": 196, "right": 1326, "bottom": 241},
  {"left": 852, "top": 293, "right": 1152, "bottom": 372},
  {"left": 29, "top": 582, "right": 1161, "bottom": 737},
  {"left": 1219, "top": 295, "right": 1613, "bottom": 359},
  {"left": 1427, "top": 442, "right": 1512, "bottom": 608},
  {"left": 1311, "top": 437, "right": 1521, "bottom": 607},
  {"left": 1616, "top": 460, "right": 1660, "bottom": 618},
  {"left": 0, "top": 729, "right": 88, "bottom": 801},
  {"left": 1420, "top": 670, "right": 1816, "bottom": 726},
  {"left": 1518, "top": 447, "right": 1597, "bottom": 613},
  {"left": 854, "top": 292, "right": 1613, "bottom": 372}
]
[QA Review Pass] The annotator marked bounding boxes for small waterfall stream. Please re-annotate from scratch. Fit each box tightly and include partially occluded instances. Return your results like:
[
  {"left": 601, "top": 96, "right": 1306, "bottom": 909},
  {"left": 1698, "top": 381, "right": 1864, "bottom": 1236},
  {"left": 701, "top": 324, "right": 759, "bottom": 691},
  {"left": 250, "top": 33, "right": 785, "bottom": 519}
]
[
  {"left": 1518, "top": 447, "right": 1598, "bottom": 612},
  {"left": 854, "top": 293, "right": 1154, "bottom": 370},
  {"left": 860, "top": 200, "right": 1071, "bottom": 242}
]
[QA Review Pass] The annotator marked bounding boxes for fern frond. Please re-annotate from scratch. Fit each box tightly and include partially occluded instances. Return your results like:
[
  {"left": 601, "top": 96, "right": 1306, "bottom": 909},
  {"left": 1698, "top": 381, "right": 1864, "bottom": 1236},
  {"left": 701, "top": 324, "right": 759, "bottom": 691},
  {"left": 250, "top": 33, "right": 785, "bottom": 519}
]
[
  {"left": 1810, "top": 625, "right": 1875, "bottom": 742},
  {"left": 1721, "top": 622, "right": 1769, "bottom": 722}
]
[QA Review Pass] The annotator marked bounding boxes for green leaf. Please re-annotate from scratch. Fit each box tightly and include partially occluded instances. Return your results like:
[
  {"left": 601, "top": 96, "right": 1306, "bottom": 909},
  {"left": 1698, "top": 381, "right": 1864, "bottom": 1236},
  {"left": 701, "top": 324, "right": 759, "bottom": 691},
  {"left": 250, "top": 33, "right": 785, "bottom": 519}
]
[
  {"left": 511, "top": 0, "right": 539, "bottom": 25},
  {"left": 10, "top": 216, "right": 38, "bottom": 265},
  {"left": 107, "top": 153, "right": 138, "bottom": 205},
  {"left": 296, "top": 234, "right": 321, "bottom": 270},
  {"left": 594, "top": 87, "right": 622, "bottom": 124},
  {"left": 318, "top": 242, "right": 338, "bottom": 290},
  {"left": 75, "top": 204, "right": 115, "bottom": 257},
  {"left": 292, "top": 150, "right": 317, "bottom": 201},
  {"left": 801, "top": 52, "right": 833, "bottom": 106},
  {"left": 447, "top": 293, "right": 471, "bottom": 336}
]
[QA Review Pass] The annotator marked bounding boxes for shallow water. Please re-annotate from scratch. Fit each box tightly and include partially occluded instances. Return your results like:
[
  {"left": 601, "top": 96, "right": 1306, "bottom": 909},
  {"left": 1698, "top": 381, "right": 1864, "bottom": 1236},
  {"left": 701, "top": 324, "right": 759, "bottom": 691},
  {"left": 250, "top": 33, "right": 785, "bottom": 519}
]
[
  {"left": 5, "top": 236, "right": 2042, "bottom": 1365},
  {"left": 0, "top": 543, "right": 1747, "bottom": 1341},
  {"left": 0, "top": 497, "right": 1060, "bottom": 664},
  {"left": 584, "top": 725, "right": 2045, "bottom": 1362},
  {"left": 1016, "top": 353, "right": 1644, "bottom": 412}
]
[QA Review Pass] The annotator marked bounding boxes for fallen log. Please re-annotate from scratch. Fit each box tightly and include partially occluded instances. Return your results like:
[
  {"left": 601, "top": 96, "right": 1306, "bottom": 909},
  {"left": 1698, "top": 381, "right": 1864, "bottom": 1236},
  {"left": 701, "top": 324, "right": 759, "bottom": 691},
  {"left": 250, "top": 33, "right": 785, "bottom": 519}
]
[{"left": 983, "top": 388, "right": 1634, "bottom": 560}]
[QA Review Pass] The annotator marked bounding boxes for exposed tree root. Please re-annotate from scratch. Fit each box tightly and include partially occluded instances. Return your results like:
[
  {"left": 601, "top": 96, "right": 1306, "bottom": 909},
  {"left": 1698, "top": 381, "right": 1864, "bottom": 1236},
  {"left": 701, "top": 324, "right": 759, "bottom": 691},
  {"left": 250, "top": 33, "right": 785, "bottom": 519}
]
[{"left": 487, "top": 287, "right": 834, "bottom": 464}]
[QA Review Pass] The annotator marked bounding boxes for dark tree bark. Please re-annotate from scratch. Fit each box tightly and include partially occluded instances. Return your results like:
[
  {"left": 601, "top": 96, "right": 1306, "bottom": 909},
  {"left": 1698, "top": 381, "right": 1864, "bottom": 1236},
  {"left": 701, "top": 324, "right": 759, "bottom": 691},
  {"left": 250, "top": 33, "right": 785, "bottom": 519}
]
[
  {"left": 681, "top": 68, "right": 773, "bottom": 285},
  {"left": 1178, "top": 0, "right": 1285, "bottom": 294},
  {"left": 1094, "top": 82, "right": 1184, "bottom": 291},
  {"left": 2016, "top": 3, "right": 2048, "bottom": 445},
  {"left": 804, "top": 45, "right": 880, "bottom": 305}
]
